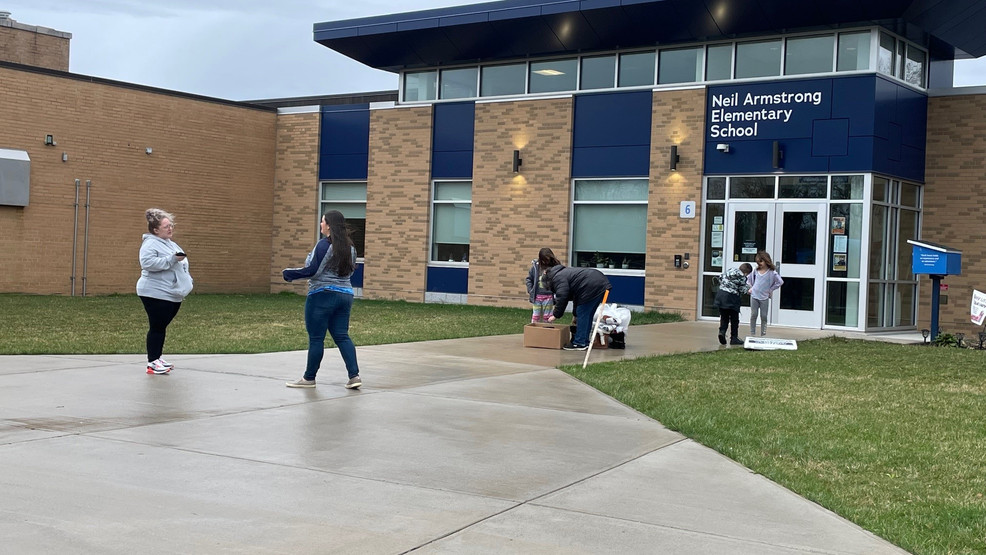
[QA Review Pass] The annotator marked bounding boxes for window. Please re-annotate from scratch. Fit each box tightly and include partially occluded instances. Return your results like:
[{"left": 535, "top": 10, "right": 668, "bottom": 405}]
[
  {"left": 320, "top": 182, "right": 367, "bottom": 257},
  {"left": 618, "top": 51, "right": 655, "bottom": 87},
  {"left": 572, "top": 179, "right": 648, "bottom": 270},
  {"left": 729, "top": 176, "right": 775, "bottom": 199},
  {"left": 778, "top": 176, "right": 826, "bottom": 198},
  {"left": 877, "top": 33, "right": 896, "bottom": 76},
  {"left": 867, "top": 177, "right": 921, "bottom": 328},
  {"left": 831, "top": 175, "right": 864, "bottom": 200},
  {"left": 837, "top": 31, "right": 871, "bottom": 72},
  {"left": 659, "top": 47, "right": 702, "bottom": 84},
  {"left": 481, "top": 63, "right": 526, "bottom": 97},
  {"left": 735, "top": 40, "right": 782, "bottom": 78},
  {"left": 404, "top": 70, "right": 437, "bottom": 101},
  {"left": 706, "top": 44, "right": 733, "bottom": 81},
  {"left": 440, "top": 67, "right": 478, "bottom": 99},
  {"left": 431, "top": 181, "right": 471, "bottom": 262},
  {"left": 529, "top": 58, "right": 578, "bottom": 93},
  {"left": 785, "top": 35, "right": 834, "bottom": 75},
  {"left": 904, "top": 46, "right": 926, "bottom": 87},
  {"left": 581, "top": 55, "right": 616, "bottom": 90}
]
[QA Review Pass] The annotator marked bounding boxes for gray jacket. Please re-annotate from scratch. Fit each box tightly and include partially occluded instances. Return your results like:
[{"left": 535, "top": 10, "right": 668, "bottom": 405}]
[{"left": 136, "top": 233, "right": 193, "bottom": 302}]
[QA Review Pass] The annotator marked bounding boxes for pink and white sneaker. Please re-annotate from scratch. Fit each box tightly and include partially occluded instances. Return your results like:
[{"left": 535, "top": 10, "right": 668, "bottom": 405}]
[
  {"left": 146, "top": 359, "right": 171, "bottom": 374},
  {"left": 158, "top": 358, "right": 174, "bottom": 369}
]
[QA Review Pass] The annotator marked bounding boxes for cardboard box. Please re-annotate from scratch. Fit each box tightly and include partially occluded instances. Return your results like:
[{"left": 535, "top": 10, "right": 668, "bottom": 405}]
[{"left": 523, "top": 323, "right": 571, "bottom": 349}]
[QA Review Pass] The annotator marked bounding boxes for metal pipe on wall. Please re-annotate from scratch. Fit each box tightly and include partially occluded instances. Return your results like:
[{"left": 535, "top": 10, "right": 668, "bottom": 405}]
[
  {"left": 82, "top": 180, "right": 91, "bottom": 297},
  {"left": 71, "top": 179, "right": 80, "bottom": 296}
]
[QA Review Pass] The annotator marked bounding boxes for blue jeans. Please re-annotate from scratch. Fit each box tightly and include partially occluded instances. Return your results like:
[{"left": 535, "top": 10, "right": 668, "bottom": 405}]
[
  {"left": 573, "top": 292, "right": 605, "bottom": 347},
  {"left": 304, "top": 290, "right": 360, "bottom": 381}
]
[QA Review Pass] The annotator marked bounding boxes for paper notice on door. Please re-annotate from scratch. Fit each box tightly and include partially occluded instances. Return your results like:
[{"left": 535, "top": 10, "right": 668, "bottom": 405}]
[
  {"left": 833, "top": 235, "right": 848, "bottom": 253},
  {"left": 711, "top": 231, "right": 723, "bottom": 248}
]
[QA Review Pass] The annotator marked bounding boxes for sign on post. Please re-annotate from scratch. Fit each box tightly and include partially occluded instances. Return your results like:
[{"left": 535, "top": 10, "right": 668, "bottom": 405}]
[{"left": 972, "top": 290, "right": 986, "bottom": 326}]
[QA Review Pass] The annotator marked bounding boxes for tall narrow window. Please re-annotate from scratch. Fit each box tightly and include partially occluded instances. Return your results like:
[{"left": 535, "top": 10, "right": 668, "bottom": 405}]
[
  {"left": 320, "top": 182, "right": 367, "bottom": 257},
  {"left": 431, "top": 181, "right": 472, "bottom": 262},
  {"left": 706, "top": 44, "right": 733, "bottom": 81}
]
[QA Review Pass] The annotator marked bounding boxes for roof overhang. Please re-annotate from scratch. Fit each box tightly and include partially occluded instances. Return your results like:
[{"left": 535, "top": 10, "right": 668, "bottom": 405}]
[{"left": 314, "top": 0, "right": 986, "bottom": 72}]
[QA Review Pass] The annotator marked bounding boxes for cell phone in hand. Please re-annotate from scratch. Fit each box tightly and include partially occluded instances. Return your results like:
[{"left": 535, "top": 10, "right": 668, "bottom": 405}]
[{"left": 175, "top": 251, "right": 186, "bottom": 256}]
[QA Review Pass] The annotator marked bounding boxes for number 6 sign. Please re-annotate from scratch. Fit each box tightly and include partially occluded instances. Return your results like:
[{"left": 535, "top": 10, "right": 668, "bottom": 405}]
[{"left": 680, "top": 201, "right": 695, "bottom": 219}]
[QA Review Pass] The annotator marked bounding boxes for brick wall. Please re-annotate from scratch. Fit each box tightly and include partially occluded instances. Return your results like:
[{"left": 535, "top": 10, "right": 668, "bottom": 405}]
[
  {"left": 0, "top": 66, "right": 276, "bottom": 295},
  {"left": 922, "top": 94, "right": 986, "bottom": 338},
  {"left": 270, "top": 110, "right": 320, "bottom": 294},
  {"left": 363, "top": 105, "right": 433, "bottom": 301},
  {"left": 646, "top": 88, "right": 706, "bottom": 318},
  {"left": 470, "top": 98, "right": 574, "bottom": 307},
  {"left": 0, "top": 20, "right": 70, "bottom": 71}
]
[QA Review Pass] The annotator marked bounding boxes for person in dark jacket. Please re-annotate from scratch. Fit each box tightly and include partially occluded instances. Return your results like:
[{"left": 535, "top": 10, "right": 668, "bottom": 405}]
[
  {"left": 526, "top": 248, "right": 562, "bottom": 323},
  {"left": 545, "top": 263, "right": 612, "bottom": 351},
  {"left": 714, "top": 263, "right": 753, "bottom": 346}
]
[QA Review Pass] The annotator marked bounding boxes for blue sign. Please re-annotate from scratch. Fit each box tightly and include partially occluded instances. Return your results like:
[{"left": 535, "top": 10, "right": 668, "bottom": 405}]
[{"left": 907, "top": 240, "right": 961, "bottom": 276}]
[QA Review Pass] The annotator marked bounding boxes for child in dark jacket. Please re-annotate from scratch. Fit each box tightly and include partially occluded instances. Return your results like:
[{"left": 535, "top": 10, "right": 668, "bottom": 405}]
[{"left": 714, "top": 263, "right": 753, "bottom": 346}]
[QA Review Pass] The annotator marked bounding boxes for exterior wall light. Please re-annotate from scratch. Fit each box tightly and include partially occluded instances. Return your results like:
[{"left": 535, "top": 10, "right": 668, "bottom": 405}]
[
  {"left": 669, "top": 145, "right": 679, "bottom": 171},
  {"left": 772, "top": 140, "right": 784, "bottom": 169},
  {"left": 512, "top": 149, "right": 522, "bottom": 173}
]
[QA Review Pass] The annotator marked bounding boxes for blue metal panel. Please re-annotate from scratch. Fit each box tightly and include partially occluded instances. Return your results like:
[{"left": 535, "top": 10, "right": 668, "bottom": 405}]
[
  {"left": 604, "top": 275, "right": 644, "bottom": 305},
  {"left": 572, "top": 91, "right": 651, "bottom": 177},
  {"left": 432, "top": 102, "right": 475, "bottom": 179},
  {"left": 704, "top": 76, "right": 926, "bottom": 181},
  {"left": 572, "top": 146, "right": 651, "bottom": 177},
  {"left": 432, "top": 152, "right": 474, "bottom": 179},
  {"left": 831, "top": 76, "right": 875, "bottom": 137},
  {"left": 319, "top": 154, "right": 371, "bottom": 180},
  {"left": 811, "top": 119, "right": 849, "bottom": 157},
  {"left": 574, "top": 91, "right": 652, "bottom": 147},
  {"left": 352, "top": 263, "right": 364, "bottom": 288},
  {"left": 320, "top": 106, "right": 370, "bottom": 180},
  {"left": 427, "top": 266, "right": 469, "bottom": 293}
]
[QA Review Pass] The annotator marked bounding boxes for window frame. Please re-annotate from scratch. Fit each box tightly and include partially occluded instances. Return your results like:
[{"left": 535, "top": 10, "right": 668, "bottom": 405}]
[
  {"left": 570, "top": 178, "right": 649, "bottom": 273},
  {"left": 318, "top": 181, "right": 367, "bottom": 260},
  {"left": 429, "top": 180, "right": 472, "bottom": 265}
]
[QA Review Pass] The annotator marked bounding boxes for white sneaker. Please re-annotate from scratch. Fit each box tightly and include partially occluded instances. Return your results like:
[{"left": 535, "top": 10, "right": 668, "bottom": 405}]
[
  {"left": 146, "top": 359, "right": 170, "bottom": 375},
  {"left": 158, "top": 358, "right": 174, "bottom": 368}
]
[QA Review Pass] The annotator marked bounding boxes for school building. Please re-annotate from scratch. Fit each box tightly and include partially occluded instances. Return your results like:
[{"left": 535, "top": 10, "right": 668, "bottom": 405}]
[{"left": 1, "top": 2, "right": 985, "bottom": 337}]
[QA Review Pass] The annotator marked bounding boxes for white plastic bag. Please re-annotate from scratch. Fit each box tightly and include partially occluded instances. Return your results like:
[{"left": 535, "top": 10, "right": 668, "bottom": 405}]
[{"left": 592, "top": 303, "right": 631, "bottom": 334}]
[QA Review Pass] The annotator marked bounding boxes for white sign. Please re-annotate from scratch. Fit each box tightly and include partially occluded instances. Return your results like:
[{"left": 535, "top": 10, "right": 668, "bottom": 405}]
[
  {"left": 743, "top": 337, "right": 798, "bottom": 350},
  {"left": 972, "top": 289, "right": 986, "bottom": 326},
  {"left": 680, "top": 201, "right": 696, "bottom": 219}
]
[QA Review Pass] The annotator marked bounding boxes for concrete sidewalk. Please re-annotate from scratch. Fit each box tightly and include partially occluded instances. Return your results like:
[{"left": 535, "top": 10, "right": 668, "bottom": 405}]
[{"left": 0, "top": 321, "right": 912, "bottom": 554}]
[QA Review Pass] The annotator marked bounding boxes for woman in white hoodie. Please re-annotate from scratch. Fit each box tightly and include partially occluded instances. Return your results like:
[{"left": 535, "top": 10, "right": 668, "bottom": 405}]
[{"left": 136, "top": 208, "right": 193, "bottom": 374}]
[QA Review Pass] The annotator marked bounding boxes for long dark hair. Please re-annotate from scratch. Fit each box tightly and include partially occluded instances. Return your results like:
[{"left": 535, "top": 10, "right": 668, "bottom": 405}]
[
  {"left": 324, "top": 210, "right": 355, "bottom": 276},
  {"left": 538, "top": 247, "right": 562, "bottom": 268}
]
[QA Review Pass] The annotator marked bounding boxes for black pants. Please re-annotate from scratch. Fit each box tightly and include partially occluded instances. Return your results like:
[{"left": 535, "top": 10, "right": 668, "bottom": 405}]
[
  {"left": 718, "top": 308, "right": 740, "bottom": 339},
  {"left": 139, "top": 296, "right": 182, "bottom": 362}
]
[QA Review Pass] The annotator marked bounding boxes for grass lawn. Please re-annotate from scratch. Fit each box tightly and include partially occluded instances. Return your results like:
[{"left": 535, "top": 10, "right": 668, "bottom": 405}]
[
  {"left": 563, "top": 337, "right": 986, "bottom": 555},
  {"left": 0, "top": 292, "right": 680, "bottom": 354}
]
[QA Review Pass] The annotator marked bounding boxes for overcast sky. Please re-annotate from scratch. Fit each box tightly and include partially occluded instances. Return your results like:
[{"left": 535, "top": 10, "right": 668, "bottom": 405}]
[{"left": 5, "top": 0, "right": 986, "bottom": 101}]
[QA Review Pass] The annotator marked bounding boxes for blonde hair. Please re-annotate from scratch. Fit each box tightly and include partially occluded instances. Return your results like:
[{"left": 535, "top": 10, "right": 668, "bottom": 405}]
[{"left": 145, "top": 208, "right": 175, "bottom": 233}]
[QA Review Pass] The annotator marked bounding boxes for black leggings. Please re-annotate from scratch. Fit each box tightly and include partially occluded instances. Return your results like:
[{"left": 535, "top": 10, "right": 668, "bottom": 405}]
[{"left": 139, "top": 296, "right": 182, "bottom": 362}]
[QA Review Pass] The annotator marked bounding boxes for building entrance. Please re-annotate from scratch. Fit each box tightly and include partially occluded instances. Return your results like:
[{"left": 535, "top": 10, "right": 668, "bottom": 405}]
[{"left": 725, "top": 202, "right": 826, "bottom": 328}]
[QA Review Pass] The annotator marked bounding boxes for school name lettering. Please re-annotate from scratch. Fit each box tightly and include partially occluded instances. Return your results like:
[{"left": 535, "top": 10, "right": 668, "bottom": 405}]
[{"left": 708, "top": 90, "right": 823, "bottom": 138}]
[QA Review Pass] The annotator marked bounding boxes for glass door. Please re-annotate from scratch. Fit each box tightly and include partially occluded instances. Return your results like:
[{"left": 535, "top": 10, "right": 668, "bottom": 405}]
[
  {"left": 725, "top": 204, "right": 772, "bottom": 325},
  {"left": 774, "top": 203, "right": 826, "bottom": 327},
  {"left": 725, "top": 202, "right": 826, "bottom": 329}
]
